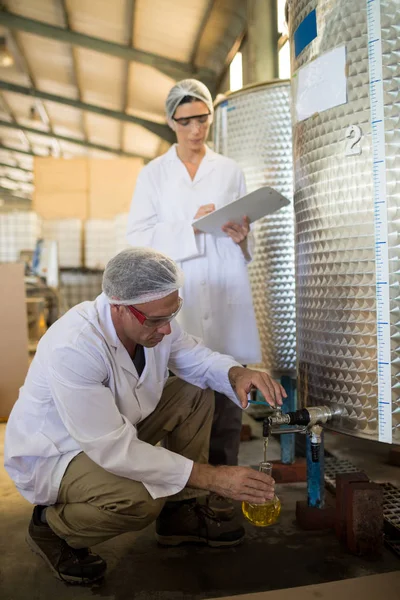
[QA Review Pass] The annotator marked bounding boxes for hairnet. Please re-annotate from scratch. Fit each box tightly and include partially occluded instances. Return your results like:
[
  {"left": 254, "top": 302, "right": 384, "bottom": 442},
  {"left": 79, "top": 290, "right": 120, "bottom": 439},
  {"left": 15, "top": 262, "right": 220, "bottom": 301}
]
[
  {"left": 102, "top": 247, "right": 184, "bottom": 305},
  {"left": 165, "top": 79, "right": 214, "bottom": 123}
]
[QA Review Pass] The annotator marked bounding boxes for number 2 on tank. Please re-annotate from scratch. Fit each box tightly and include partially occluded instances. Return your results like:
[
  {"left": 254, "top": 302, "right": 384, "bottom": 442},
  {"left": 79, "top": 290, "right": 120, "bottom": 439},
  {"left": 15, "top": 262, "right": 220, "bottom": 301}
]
[{"left": 345, "top": 124, "right": 362, "bottom": 156}]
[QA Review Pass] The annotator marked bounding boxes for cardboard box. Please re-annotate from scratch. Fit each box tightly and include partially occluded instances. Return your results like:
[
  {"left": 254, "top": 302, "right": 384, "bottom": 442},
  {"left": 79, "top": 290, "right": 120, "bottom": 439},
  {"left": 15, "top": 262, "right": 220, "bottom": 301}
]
[
  {"left": 33, "top": 158, "right": 88, "bottom": 193},
  {"left": 88, "top": 158, "right": 143, "bottom": 218},
  {"left": 33, "top": 158, "right": 144, "bottom": 219},
  {"left": 33, "top": 192, "right": 88, "bottom": 220},
  {"left": 0, "top": 263, "right": 29, "bottom": 419}
]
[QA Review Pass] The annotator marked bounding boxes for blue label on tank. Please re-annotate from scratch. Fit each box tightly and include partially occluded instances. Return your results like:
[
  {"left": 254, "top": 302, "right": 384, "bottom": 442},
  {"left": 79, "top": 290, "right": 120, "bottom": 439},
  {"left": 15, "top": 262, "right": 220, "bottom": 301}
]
[
  {"left": 220, "top": 100, "right": 228, "bottom": 108},
  {"left": 294, "top": 9, "right": 317, "bottom": 58}
]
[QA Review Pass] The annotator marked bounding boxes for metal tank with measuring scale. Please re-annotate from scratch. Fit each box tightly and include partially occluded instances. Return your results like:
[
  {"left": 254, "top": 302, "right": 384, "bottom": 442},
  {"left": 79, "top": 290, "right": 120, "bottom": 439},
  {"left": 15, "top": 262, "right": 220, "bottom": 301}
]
[
  {"left": 213, "top": 81, "right": 296, "bottom": 379},
  {"left": 286, "top": 0, "right": 400, "bottom": 445}
]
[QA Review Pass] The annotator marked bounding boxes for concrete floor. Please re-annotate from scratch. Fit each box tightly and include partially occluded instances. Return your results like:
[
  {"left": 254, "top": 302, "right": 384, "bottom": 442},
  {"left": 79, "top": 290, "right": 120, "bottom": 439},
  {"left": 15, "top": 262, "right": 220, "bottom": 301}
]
[{"left": 0, "top": 415, "right": 399, "bottom": 600}]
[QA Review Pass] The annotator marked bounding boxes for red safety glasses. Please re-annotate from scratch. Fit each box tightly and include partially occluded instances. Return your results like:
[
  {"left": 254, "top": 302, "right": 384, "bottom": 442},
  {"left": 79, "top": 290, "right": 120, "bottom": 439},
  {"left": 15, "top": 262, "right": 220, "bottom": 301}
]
[{"left": 127, "top": 297, "right": 183, "bottom": 328}]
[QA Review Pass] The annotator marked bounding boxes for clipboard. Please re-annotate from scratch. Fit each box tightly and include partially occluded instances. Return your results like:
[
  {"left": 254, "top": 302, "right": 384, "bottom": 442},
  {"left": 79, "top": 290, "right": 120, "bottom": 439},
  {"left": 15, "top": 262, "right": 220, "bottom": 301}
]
[{"left": 192, "top": 186, "right": 290, "bottom": 237}]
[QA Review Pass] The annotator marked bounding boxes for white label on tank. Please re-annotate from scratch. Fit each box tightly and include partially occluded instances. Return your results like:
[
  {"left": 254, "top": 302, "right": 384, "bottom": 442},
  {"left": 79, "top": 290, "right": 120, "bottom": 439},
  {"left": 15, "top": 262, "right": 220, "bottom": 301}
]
[
  {"left": 292, "top": 45, "right": 347, "bottom": 123},
  {"left": 367, "top": 0, "right": 392, "bottom": 444}
]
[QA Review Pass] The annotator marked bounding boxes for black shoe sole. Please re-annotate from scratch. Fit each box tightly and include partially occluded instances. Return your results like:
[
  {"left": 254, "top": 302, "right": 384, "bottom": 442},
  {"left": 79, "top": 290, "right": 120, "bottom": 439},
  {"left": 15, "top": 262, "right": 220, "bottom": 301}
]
[
  {"left": 26, "top": 533, "right": 105, "bottom": 585},
  {"left": 155, "top": 532, "right": 245, "bottom": 548}
]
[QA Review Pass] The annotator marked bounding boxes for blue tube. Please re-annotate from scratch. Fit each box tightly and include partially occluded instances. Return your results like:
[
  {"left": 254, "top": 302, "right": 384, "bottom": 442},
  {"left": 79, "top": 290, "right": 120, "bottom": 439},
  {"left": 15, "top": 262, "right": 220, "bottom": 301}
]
[
  {"left": 280, "top": 376, "right": 296, "bottom": 465},
  {"left": 306, "top": 430, "right": 325, "bottom": 508}
]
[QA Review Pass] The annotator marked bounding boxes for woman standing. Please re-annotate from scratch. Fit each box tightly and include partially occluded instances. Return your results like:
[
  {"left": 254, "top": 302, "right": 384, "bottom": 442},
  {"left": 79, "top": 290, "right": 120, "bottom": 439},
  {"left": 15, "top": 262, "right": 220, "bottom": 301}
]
[{"left": 127, "top": 79, "right": 261, "bottom": 515}]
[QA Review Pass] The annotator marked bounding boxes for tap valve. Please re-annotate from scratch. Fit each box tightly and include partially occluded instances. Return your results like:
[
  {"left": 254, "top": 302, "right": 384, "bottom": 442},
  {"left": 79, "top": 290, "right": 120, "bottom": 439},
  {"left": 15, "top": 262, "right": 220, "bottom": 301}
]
[{"left": 263, "top": 405, "right": 341, "bottom": 437}]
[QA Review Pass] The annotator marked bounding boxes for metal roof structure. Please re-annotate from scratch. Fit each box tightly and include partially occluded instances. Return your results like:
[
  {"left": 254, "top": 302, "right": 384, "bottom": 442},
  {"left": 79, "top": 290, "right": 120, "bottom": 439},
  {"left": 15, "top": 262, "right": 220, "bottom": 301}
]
[{"left": 0, "top": 0, "right": 246, "bottom": 207}]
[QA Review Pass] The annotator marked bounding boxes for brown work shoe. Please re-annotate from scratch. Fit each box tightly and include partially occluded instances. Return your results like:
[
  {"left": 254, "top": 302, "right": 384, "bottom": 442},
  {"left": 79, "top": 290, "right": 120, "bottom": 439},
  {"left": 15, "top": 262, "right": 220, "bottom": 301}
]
[
  {"left": 155, "top": 500, "right": 245, "bottom": 547},
  {"left": 26, "top": 506, "right": 107, "bottom": 584},
  {"left": 206, "top": 493, "right": 236, "bottom": 521}
]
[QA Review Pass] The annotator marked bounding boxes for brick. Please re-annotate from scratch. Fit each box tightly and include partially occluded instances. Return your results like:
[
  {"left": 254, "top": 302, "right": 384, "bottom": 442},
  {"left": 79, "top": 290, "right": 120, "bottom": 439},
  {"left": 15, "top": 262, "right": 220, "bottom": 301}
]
[
  {"left": 296, "top": 500, "right": 335, "bottom": 530},
  {"left": 271, "top": 458, "right": 307, "bottom": 483},
  {"left": 346, "top": 481, "right": 384, "bottom": 557},
  {"left": 240, "top": 424, "right": 252, "bottom": 442},
  {"left": 335, "top": 471, "right": 369, "bottom": 542}
]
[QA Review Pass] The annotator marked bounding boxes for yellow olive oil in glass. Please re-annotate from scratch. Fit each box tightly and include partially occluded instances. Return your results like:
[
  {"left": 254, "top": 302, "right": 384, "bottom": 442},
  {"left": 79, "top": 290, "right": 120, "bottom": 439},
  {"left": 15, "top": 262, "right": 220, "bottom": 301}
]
[{"left": 242, "top": 461, "right": 281, "bottom": 527}]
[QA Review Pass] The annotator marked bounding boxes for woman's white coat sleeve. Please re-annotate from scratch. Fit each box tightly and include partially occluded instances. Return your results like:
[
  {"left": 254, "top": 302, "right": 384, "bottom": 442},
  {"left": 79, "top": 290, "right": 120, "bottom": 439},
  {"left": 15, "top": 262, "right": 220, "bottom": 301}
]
[{"left": 126, "top": 169, "right": 204, "bottom": 262}]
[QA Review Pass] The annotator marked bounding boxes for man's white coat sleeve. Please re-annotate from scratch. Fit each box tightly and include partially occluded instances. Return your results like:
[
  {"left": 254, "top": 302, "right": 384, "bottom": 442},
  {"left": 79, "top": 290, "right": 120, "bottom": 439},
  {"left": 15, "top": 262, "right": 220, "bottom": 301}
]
[
  {"left": 168, "top": 322, "right": 242, "bottom": 406},
  {"left": 47, "top": 344, "right": 193, "bottom": 499}
]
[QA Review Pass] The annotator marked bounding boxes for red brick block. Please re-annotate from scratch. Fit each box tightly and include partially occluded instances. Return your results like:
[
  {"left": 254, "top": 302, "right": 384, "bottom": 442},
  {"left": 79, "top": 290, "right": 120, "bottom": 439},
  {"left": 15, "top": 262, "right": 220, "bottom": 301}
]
[
  {"left": 335, "top": 472, "right": 369, "bottom": 542},
  {"left": 296, "top": 500, "right": 335, "bottom": 530},
  {"left": 240, "top": 424, "right": 252, "bottom": 442},
  {"left": 346, "top": 481, "right": 384, "bottom": 557},
  {"left": 271, "top": 458, "right": 307, "bottom": 483}
]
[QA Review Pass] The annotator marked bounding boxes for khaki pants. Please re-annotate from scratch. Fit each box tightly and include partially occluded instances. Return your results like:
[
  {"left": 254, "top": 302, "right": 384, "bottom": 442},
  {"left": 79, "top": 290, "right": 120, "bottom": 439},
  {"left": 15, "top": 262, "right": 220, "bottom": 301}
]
[{"left": 46, "top": 378, "right": 214, "bottom": 548}]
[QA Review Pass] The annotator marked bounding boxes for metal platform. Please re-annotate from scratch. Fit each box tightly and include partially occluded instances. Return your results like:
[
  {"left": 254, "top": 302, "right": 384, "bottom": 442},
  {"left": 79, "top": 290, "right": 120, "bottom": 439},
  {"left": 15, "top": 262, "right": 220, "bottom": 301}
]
[{"left": 323, "top": 455, "right": 400, "bottom": 557}]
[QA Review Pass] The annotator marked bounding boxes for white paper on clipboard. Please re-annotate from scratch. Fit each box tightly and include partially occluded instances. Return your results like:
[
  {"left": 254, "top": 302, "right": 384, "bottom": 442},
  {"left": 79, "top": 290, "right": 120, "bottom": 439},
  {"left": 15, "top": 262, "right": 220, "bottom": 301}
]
[{"left": 192, "top": 186, "right": 290, "bottom": 237}]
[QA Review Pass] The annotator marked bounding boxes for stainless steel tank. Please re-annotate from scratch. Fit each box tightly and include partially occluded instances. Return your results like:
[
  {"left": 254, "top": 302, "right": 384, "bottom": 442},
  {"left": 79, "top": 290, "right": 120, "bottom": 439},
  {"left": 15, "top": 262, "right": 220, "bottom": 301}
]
[
  {"left": 287, "top": 0, "right": 399, "bottom": 443},
  {"left": 214, "top": 81, "right": 296, "bottom": 376}
]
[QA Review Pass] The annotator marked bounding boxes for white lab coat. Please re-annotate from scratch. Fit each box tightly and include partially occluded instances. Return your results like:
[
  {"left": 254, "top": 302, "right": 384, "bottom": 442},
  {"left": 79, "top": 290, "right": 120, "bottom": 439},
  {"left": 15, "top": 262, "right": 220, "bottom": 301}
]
[
  {"left": 127, "top": 145, "right": 261, "bottom": 365},
  {"left": 4, "top": 293, "right": 241, "bottom": 506}
]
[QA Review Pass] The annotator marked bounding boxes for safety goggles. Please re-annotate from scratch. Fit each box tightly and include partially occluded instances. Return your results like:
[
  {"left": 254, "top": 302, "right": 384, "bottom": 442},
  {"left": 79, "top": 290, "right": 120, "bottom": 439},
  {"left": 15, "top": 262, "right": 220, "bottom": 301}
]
[
  {"left": 127, "top": 297, "right": 183, "bottom": 328},
  {"left": 172, "top": 113, "right": 211, "bottom": 127}
]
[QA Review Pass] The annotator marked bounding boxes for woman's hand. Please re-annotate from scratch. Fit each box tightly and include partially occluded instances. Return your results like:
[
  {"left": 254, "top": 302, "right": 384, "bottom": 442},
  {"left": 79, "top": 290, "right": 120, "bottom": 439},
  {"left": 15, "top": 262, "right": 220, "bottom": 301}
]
[
  {"left": 193, "top": 204, "right": 215, "bottom": 233},
  {"left": 221, "top": 216, "right": 250, "bottom": 244}
]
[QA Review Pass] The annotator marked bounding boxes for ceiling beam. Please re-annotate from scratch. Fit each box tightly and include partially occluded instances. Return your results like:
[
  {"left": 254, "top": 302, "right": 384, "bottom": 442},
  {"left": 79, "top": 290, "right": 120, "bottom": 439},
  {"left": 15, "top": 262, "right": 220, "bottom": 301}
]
[
  {"left": 189, "top": 0, "right": 215, "bottom": 67},
  {"left": 0, "top": 161, "right": 32, "bottom": 173},
  {"left": 0, "top": 185, "right": 30, "bottom": 201},
  {"left": 6, "top": 31, "right": 62, "bottom": 158},
  {"left": 0, "top": 143, "right": 35, "bottom": 157},
  {"left": 0, "top": 176, "right": 33, "bottom": 188},
  {"left": 120, "top": 0, "right": 135, "bottom": 150},
  {"left": 0, "top": 92, "right": 32, "bottom": 151},
  {"left": 0, "top": 10, "right": 216, "bottom": 82},
  {"left": 0, "top": 80, "right": 175, "bottom": 143},
  {"left": 59, "top": 0, "right": 89, "bottom": 144},
  {"left": 0, "top": 119, "right": 147, "bottom": 159}
]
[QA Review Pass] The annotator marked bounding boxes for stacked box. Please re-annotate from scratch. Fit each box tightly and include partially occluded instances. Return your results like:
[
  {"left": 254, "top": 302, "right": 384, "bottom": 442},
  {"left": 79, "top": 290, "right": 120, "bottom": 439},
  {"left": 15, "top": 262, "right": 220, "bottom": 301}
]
[
  {"left": 0, "top": 212, "right": 42, "bottom": 263},
  {"left": 42, "top": 219, "right": 82, "bottom": 268},
  {"left": 59, "top": 270, "right": 103, "bottom": 312},
  {"left": 84, "top": 219, "right": 116, "bottom": 270},
  {"left": 114, "top": 213, "right": 130, "bottom": 255}
]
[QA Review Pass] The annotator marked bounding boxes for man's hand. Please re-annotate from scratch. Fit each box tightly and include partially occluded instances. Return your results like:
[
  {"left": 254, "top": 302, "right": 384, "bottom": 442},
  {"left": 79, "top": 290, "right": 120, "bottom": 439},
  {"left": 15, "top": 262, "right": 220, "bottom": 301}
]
[
  {"left": 221, "top": 216, "right": 249, "bottom": 244},
  {"left": 188, "top": 463, "right": 275, "bottom": 504},
  {"left": 193, "top": 204, "right": 215, "bottom": 233},
  {"left": 228, "top": 366, "right": 287, "bottom": 409}
]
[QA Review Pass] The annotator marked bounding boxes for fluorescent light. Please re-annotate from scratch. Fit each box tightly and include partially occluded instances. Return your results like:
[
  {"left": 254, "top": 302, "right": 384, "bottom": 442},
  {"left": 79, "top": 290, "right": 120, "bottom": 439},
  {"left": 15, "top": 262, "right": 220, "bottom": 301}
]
[
  {"left": 230, "top": 52, "right": 243, "bottom": 92},
  {"left": 279, "top": 41, "right": 291, "bottom": 80},
  {"left": 0, "top": 36, "right": 14, "bottom": 68}
]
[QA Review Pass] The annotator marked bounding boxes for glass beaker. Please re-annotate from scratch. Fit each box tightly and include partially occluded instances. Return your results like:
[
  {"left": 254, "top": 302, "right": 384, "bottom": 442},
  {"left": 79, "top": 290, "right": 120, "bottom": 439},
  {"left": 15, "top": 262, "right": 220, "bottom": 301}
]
[{"left": 242, "top": 461, "right": 281, "bottom": 527}]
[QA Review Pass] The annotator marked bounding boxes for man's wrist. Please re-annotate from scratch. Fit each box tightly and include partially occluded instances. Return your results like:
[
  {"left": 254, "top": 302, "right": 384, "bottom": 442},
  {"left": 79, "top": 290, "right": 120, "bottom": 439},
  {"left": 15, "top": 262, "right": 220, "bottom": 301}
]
[
  {"left": 187, "top": 462, "right": 217, "bottom": 491},
  {"left": 228, "top": 366, "right": 244, "bottom": 389}
]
